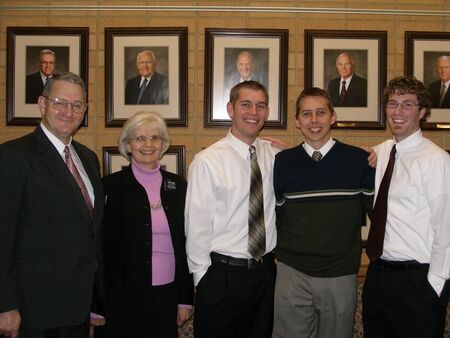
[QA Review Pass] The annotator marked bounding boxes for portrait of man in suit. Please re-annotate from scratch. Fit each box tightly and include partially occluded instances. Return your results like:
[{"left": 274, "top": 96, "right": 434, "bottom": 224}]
[
  {"left": 124, "top": 49, "right": 169, "bottom": 105},
  {"left": 25, "top": 49, "right": 56, "bottom": 104},
  {"left": 223, "top": 49, "right": 269, "bottom": 104},
  {"left": 427, "top": 55, "right": 450, "bottom": 109},
  {"left": 327, "top": 52, "right": 368, "bottom": 107},
  {"left": 0, "top": 72, "right": 105, "bottom": 338}
]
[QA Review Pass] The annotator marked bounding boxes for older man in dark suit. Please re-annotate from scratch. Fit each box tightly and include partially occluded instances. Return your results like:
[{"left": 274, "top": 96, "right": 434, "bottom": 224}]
[
  {"left": 327, "top": 52, "right": 367, "bottom": 107},
  {"left": 0, "top": 72, "right": 104, "bottom": 338},
  {"left": 25, "top": 49, "right": 56, "bottom": 104},
  {"left": 125, "top": 50, "right": 169, "bottom": 105}
]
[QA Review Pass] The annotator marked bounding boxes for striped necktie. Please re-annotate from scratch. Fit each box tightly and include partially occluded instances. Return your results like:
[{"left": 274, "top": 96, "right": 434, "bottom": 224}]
[
  {"left": 248, "top": 145, "right": 266, "bottom": 260},
  {"left": 64, "top": 146, "right": 94, "bottom": 220}
]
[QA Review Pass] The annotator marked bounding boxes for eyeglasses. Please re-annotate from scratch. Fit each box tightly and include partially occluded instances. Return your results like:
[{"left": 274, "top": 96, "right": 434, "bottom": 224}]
[
  {"left": 129, "top": 135, "right": 162, "bottom": 144},
  {"left": 386, "top": 101, "right": 420, "bottom": 111},
  {"left": 44, "top": 96, "right": 86, "bottom": 114},
  {"left": 239, "top": 101, "right": 268, "bottom": 112}
]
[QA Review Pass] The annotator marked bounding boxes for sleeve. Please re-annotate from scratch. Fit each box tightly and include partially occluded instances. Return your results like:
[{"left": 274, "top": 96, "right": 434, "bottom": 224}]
[
  {"left": 361, "top": 158, "right": 375, "bottom": 222},
  {"left": 427, "top": 154, "right": 450, "bottom": 289},
  {"left": 0, "top": 147, "right": 24, "bottom": 312},
  {"left": 273, "top": 153, "right": 285, "bottom": 230},
  {"left": 101, "top": 179, "right": 123, "bottom": 294},
  {"left": 173, "top": 178, "right": 194, "bottom": 306},
  {"left": 184, "top": 156, "right": 215, "bottom": 286}
]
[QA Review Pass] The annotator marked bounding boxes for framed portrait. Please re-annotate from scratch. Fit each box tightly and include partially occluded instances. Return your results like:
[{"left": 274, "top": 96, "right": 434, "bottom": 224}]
[
  {"left": 204, "top": 28, "right": 288, "bottom": 128},
  {"left": 105, "top": 27, "right": 188, "bottom": 127},
  {"left": 305, "top": 30, "right": 387, "bottom": 129},
  {"left": 405, "top": 31, "right": 450, "bottom": 130},
  {"left": 102, "top": 145, "right": 186, "bottom": 178},
  {"left": 6, "top": 27, "right": 89, "bottom": 126}
]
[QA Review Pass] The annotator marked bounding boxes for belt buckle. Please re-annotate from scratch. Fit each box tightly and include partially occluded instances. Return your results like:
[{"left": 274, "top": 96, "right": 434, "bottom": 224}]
[{"left": 248, "top": 257, "right": 263, "bottom": 269}]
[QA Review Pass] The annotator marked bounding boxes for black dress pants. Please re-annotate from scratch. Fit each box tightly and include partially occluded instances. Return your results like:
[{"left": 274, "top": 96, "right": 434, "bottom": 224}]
[
  {"left": 193, "top": 252, "right": 276, "bottom": 338},
  {"left": 18, "top": 320, "right": 89, "bottom": 338},
  {"left": 362, "top": 259, "right": 450, "bottom": 338}
]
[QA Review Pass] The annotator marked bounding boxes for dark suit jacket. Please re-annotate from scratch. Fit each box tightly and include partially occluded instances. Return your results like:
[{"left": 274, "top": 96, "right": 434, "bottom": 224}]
[
  {"left": 428, "top": 80, "right": 450, "bottom": 108},
  {"left": 102, "top": 166, "right": 194, "bottom": 337},
  {"left": 327, "top": 74, "right": 368, "bottom": 107},
  {"left": 124, "top": 72, "right": 169, "bottom": 105},
  {"left": 25, "top": 71, "right": 45, "bottom": 104},
  {"left": 0, "top": 126, "right": 104, "bottom": 329}
]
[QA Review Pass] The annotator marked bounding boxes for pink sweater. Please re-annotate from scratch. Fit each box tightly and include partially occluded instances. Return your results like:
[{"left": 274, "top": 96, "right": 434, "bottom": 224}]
[{"left": 132, "top": 160, "right": 175, "bottom": 286}]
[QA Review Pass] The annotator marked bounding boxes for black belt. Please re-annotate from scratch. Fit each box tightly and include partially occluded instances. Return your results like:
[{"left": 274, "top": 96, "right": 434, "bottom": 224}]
[
  {"left": 373, "top": 258, "right": 427, "bottom": 270},
  {"left": 210, "top": 252, "right": 273, "bottom": 269}
]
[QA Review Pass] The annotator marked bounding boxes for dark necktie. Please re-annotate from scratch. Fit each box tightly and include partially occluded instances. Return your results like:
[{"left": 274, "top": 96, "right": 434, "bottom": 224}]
[
  {"left": 366, "top": 144, "right": 396, "bottom": 261},
  {"left": 248, "top": 146, "right": 266, "bottom": 260},
  {"left": 312, "top": 151, "right": 322, "bottom": 162},
  {"left": 64, "top": 146, "right": 94, "bottom": 219},
  {"left": 339, "top": 80, "right": 347, "bottom": 105},
  {"left": 440, "top": 83, "right": 447, "bottom": 107},
  {"left": 137, "top": 78, "right": 148, "bottom": 104}
]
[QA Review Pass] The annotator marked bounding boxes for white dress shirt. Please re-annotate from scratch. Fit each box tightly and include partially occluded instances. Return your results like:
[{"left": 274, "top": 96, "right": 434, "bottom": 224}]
[
  {"left": 374, "top": 130, "right": 450, "bottom": 295},
  {"left": 40, "top": 123, "right": 95, "bottom": 204},
  {"left": 185, "top": 130, "right": 278, "bottom": 285},
  {"left": 303, "top": 137, "right": 335, "bottom": 158}
]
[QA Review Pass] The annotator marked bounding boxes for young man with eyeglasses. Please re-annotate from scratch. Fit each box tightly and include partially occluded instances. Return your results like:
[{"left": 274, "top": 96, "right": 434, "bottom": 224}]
[
  {"left": 0, "top": 72, "right": 105, "bottom": 338},
  {"left": 362, "top": 76, "right": 450, "bottom": 337},
  {"left": 185, "top": 81, "right": 279, "bottom": 338}
]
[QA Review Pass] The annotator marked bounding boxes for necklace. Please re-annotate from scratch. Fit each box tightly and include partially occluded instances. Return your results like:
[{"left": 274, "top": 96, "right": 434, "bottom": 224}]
[{"left": 149, "top": 200, "right": 162, "bottom": 210}]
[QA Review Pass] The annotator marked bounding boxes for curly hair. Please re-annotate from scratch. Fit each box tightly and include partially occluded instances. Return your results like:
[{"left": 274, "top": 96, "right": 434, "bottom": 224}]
[{"left": 383, "top": 76, "right": 431, "bottom": 117}]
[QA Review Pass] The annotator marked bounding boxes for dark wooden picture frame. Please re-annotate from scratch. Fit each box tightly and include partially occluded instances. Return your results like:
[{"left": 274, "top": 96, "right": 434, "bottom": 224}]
[
  {"left": 305, "top": 29, "right": 387, "bottom": 129},
  {"left": 405, "top": 31, "right": 450, "bottom": 130},
  {"left": 6, "top": 27, "right": 89, "bottom": 126},
  {"left": 105, "top": 27, "right": 188, "bottom": 127},
  {"left": 102, "top": 145, "right": 186, "bottom": 178},
  {"left": 204, "top": 28, "right": 288, "bottom": 129}
]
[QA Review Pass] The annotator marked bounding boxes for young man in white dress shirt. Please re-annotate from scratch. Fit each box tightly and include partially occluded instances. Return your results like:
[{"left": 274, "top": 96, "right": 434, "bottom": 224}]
[
  {"left": 185, "top": 80, "right": 278, "bottom": 338},
  {"left": 363, "top": 75, "right": 450, "bottom": 337}
]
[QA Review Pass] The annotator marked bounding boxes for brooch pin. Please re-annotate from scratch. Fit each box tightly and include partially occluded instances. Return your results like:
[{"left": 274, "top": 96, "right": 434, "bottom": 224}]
[{"left": 164, "top": 179, "right": 177, "bottom": 191}]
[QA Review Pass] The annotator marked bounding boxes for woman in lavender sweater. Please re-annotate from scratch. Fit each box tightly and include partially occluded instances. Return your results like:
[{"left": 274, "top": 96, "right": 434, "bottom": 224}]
[{"left": 102, "top": 111, "right": 193, "bottom": 338}]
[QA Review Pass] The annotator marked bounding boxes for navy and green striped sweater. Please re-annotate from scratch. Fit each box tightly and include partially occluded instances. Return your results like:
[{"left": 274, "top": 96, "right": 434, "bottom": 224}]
[{"left": 274, "top": 140, "right": 375, "bottom": 277}]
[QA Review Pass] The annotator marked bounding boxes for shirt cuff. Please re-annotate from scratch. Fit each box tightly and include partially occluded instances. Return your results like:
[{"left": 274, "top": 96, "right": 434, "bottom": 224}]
[
  {"left": 90, "top": 312, "right": 105, "bottom": 320},
  {"left": 427, "top": 273, "right": 446, "bottom": 296},
  {"left": 178, "top": 304, "right": 193, "bottom": 309}
]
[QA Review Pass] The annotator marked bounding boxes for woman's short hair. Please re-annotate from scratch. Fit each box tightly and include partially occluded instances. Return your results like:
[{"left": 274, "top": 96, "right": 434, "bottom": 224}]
[{"left": 118, "top": 111, "right": 170, "bottom": 160}]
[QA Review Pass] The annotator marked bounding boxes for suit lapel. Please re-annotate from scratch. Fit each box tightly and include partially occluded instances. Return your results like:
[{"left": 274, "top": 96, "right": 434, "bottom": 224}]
[{"left": 33, "top": 127, "right": 93, "bottom": 227}]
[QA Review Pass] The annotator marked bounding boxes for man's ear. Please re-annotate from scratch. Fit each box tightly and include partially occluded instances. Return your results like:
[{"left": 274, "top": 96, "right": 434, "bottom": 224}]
[{"left": 226, "top": 102, "right": 234, "bottom": 119}]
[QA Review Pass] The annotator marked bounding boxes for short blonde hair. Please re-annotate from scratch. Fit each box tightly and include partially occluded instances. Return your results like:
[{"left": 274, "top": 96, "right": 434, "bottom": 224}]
[{"left": 118, "top": 111, "right": 170, "bottom": 160}]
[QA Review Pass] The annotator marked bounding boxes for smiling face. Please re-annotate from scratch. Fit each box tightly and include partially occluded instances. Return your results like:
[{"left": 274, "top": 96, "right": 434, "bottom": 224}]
[
  {"left": 39, "top": 53, "right": 55, "bottom": 77},
  {"left": 336, "top": 53, "right": 354, "bottom": 80},
  {"left": 295, "top": 95, "right": 336, "bottom": 150},
  {"left": 436, "top": 57, "right": 450, "bottom": 83},
  {"left": 236, "top": 52, "right": 254, "bottom": 80},
  {"left": 38, "top": 80, "right": 86, "bottom": 144},
  {"left": 227, "top": 88, "right": 269, "bottom": 145},
  {"left": 137, "top": 51, "right": 157, "bottom": 78},
  {"left": 126, "top": 123, "right": 162, "bottom": 170},
  {"left": 386, "top": 92, "right": 426, "bottom": 142}
]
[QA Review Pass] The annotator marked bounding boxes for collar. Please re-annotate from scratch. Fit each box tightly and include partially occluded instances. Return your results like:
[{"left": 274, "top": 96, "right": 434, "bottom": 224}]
[
  {"left": 303, "top": 137, "right": 335, "bottom": 158},
  {"left": 341, "top": 74, "right": 354, "bottom": 84},
  {"left": 393, "top": 129, "right": 423, "bottom": 153},
  {"left": 226, "top": 129, "right": 261, "bottom": 159},
  {"left": 40, "top": 122, "right": 72, "bottom": 156}
]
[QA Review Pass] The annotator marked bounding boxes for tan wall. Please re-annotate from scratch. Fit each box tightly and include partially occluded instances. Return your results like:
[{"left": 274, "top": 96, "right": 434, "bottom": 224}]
[{"left": 1, "top": 1, "right": 450, "bottom": 173}]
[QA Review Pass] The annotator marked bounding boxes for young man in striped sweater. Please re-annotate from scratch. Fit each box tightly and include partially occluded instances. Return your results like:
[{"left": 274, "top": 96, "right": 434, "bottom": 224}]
[{"left": 273, "top": 87, "right": 375, "bottom": 338}]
